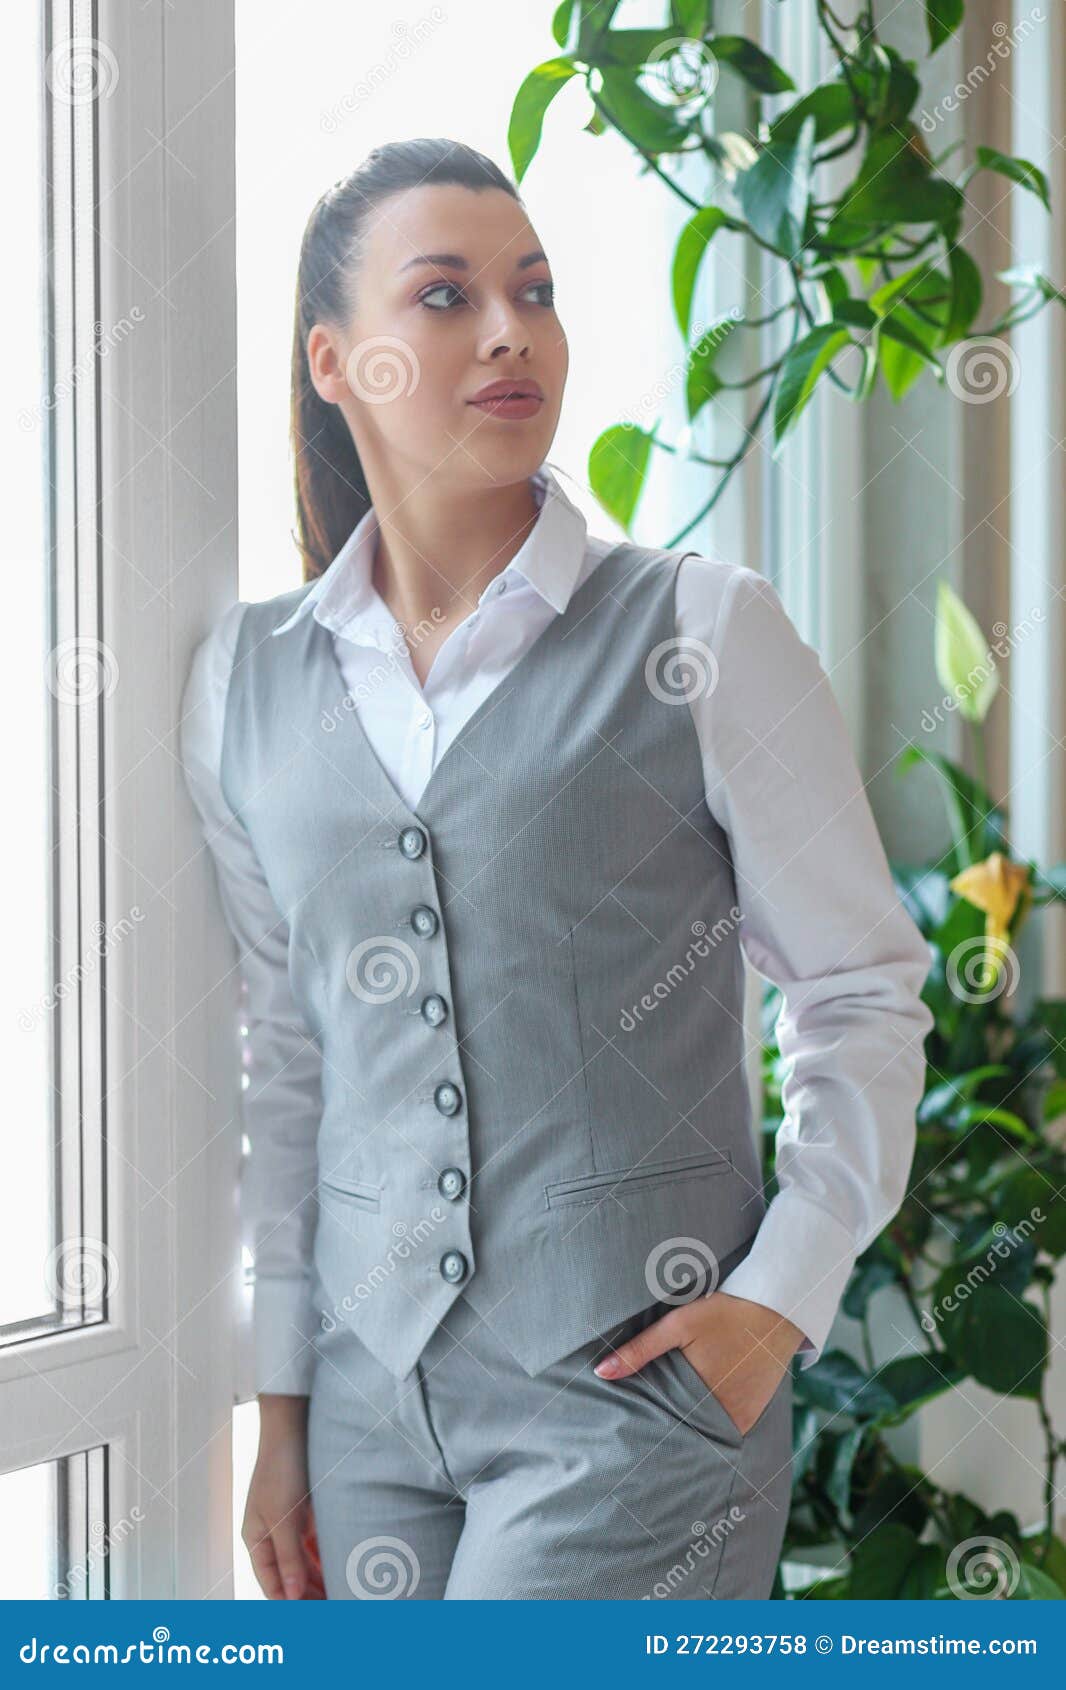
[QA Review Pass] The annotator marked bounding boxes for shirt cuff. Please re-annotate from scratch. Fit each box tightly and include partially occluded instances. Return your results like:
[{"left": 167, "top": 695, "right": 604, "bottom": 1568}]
[
  {"left": 717, "top": 1191, "right": 859, "bottom": 1369},
  {"left": 252, "top": 1275, "right": 319, "bottom": 1396}
]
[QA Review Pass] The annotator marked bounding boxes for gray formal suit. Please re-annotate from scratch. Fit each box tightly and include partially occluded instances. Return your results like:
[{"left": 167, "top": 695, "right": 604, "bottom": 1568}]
[{"left": 221, "top": 540, "right": 793, "bottom": 1598}]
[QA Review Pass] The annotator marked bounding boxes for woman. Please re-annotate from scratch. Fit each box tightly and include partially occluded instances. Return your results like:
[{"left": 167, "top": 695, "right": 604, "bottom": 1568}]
[{"left": 181, "top": 138, "right": 933, "bottom": 1601}]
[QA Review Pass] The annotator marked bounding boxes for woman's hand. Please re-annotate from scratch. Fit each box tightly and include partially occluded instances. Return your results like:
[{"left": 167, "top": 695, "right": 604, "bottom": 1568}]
[
  {"left": 243, "top": 1394, "right": 315, "bottom": 1599},
  {"left": 594, "top": 1292, "right": 805, "bottom": 1436}
]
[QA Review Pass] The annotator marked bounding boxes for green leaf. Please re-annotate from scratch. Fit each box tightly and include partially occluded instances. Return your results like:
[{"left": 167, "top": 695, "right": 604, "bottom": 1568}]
[
  {"left": 918, "top": 1066, "right": 1012, "bottom": 1124},
  {"left": 508, "top": 59, "right": 579, "bottom": 181},
  {"left": 588, "top": 423, "right": 653, "bottom": 531},
  {"left": 925, "top": 0, "right": 964, "bottom": 52},
  {"left": 941, "top": 1284, "right": 1048, "bottom": 1397},
  {"left": 1016, "top": 1562, "right": 1066, "bottom": 1599},
  {"left": 842, "top": 1255, "right": 898, "bottom": 1319},
  {"left": 993, "top": 1162, "right": 1066, "bottom": 1258},
  {"left": 879, "top": 310, "right": 945, "bottom": 381},
  {"left": 827, "top": 1425, "right": 866, "bottom": 1520},
  {"left": 945, "top": 245, "right": 983, "bottom": 342},
  {"left": 975, "top": 146, "right": 1051, "bottom": 212},
  {"left": 579, "top": 27, "right": 694, "bottom": 68},
  {"left": 872, "top": 1353, "right": 965, "bottom": 1419},
  {"left": 933, "top": 1224, "right": 1037, "bottom": 1308},
  {"left": 596, "top": 66, "right": 692, "bottom": 153},
  {"left": 707, "top": 34, "right": 794, "bottom": 94},
  {"left": 774, "top": 323, "right": 852, "bottom": 447},
  {"left": 794, "top": 1349, "right": 897, "bottom": 1417},
  {"left": 738, "top": 114, "right": 816, "bottom": 258},
  {"left": 999, "top": 265, "right": 1066, "bottom": 306},
  {"left": 830, "top": 126, "right": 963, "bottom": 233},
  {"left": 672, "top": 0, "right": 710, "bottom": 37},
  {"left": 849, "top": 1523, "right": 925, "bottom": 1598},
  {"left": 894, "top": 743, "right": 1006, "bottom": 866},
  {"left": 954, "top": 1102, "right": 1034, "bottom": 1142},
  {"left": 551, "top": 0, "right": 575, "bottom": 49},
  {"left": 935, "top": 579, "right": 1000, "bottom": 724},
  {"left": 770, "top": 81, "right": 853, "bottom": 145},
  {"left": 672, "top": 206, "right": 731, "bottom": 338},
  {"left": 685, "top": 317, "right": 737, "bottom": 421}
]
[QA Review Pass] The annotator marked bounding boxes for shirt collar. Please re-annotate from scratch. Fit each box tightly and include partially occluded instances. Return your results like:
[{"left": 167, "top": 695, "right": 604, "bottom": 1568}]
[{"left": 272, "top": 463, "right": 589, "bottom": 647}]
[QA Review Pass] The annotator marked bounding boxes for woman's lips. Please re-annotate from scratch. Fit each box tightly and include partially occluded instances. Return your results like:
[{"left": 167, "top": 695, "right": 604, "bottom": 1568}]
[{"left": 468, "top": 393, "right": 544, "bottom": 419}]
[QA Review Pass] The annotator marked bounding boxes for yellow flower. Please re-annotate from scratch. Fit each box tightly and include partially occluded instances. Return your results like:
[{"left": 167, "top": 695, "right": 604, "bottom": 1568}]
[{"left": 949, "top": 851, "right": 1031, "bottom": 986}]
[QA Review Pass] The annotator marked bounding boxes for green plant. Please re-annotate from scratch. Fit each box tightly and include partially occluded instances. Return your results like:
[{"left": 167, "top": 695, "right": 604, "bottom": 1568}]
[
  {"left": 509, "top": 1, "right": 1065, "bottom": 544},
  {"left": 766, "top": 582, "right": 1066, "bottom": 1600}
]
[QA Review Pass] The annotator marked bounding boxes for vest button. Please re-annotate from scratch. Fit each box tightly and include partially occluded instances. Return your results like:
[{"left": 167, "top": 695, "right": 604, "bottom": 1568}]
[
  {"left": 433, "top": 1082, "right": 462, "bottom": 1116},
  {"left": 411, "top": 904, "right": 439, "bottom": 938},
  {"left": 439, "top": 1249, "right": 468, "bottom": 1283},
  {"left": 421, "top": 993, "right": 449, "bottom": 1027},
  {"left": 437, "top": 1167, "right": 466, "bottom": 1201},
  {"left": 398, "top": 825, "right": 427, "bottom": 860}
]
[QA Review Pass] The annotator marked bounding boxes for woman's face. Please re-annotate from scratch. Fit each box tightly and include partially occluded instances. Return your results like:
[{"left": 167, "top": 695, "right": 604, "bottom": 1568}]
[{"left": 309, "top": 183, "right": 568, "bottom": 494}]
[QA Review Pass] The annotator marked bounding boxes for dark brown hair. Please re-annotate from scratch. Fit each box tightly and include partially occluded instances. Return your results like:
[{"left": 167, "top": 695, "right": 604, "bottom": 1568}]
[{"left": 291, "top": 138, "right": 521, "bottom": 580}]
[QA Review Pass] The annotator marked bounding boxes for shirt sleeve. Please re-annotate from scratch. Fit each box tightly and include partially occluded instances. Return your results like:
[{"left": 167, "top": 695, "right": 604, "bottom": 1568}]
[
  {"left": 675, "top": 557, "right": 934, "bottom": 1368},
  {"left": 179, "top": 603, "right": 323, "bottom": 1397}
]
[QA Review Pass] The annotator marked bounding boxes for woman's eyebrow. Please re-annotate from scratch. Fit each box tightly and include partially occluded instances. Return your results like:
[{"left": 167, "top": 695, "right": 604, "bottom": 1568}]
[{"left": 398, "top": 249, "right": 548, "bottom": 274}]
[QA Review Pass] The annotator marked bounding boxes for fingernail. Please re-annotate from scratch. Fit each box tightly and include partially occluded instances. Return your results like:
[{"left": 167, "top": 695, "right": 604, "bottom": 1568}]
[{"left": 595, "top": 1355, "right": 622, "bottom": 1378}]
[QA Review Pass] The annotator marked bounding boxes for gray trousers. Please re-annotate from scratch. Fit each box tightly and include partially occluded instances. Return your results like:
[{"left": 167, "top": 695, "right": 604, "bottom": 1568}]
[{"left": 305, "top": 1276, "right": 794, "bottom": 1600}]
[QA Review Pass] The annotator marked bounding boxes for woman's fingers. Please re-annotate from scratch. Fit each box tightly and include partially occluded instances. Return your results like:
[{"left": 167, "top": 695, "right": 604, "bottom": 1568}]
[{"left": 244, "top": 1505, "right": 309, "bottom": 1599}]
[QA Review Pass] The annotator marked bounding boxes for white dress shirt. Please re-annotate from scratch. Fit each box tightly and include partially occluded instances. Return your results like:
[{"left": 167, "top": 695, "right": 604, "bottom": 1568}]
[{"left": 180, "top": 463, "right": 933, "bottom": 1395}]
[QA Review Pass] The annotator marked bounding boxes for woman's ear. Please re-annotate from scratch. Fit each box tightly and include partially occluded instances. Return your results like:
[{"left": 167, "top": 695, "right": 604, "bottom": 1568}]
[{"left": 306, "top": 322, "right": 350, "bottom": 406}]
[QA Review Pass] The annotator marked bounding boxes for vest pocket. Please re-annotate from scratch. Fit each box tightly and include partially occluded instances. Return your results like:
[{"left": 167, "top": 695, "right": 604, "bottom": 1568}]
[
  {"left": 318, "top": 1172, "right": 383, "bottom": 1212},
  {"left": 543, "top": 1146, "right": 731, "bottom": 1209}
]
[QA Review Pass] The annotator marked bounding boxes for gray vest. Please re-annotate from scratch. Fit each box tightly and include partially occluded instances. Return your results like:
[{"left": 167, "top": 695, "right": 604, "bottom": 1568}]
[{"left": 221, "top": 541, "right": 766, "bottom": 1382}]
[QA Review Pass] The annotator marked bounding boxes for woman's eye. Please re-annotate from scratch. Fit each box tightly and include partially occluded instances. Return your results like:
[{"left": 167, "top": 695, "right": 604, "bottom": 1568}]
[
  {"left": 419, "top": 281, "right": 466, "bottom": 310},
  {"left": 523, "top": 279, "right": 556, "bottom": 308}
]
